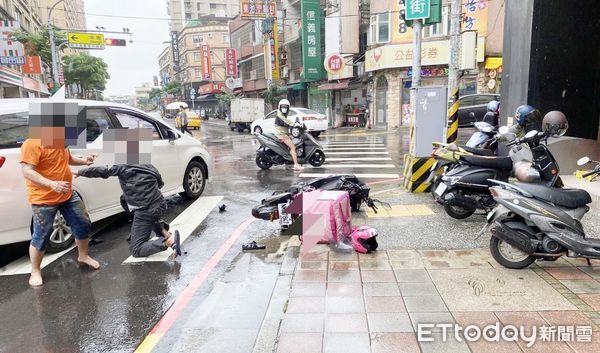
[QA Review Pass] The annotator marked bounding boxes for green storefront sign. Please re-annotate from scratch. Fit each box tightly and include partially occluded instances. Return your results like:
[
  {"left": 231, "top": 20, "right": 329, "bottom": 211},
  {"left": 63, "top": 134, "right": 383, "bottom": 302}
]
[{"left": 301, "top": 0, "right": 325, "bottom": 81}]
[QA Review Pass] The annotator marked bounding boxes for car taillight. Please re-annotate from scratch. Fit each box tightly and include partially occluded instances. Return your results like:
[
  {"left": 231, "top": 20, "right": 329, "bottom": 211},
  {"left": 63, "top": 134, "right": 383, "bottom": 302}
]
[
  {"left": 303, "top": 116, "right": 315, "bottom": 121},
  {"left": 0, "top": 156, "right": 5, "bottom": 168}
]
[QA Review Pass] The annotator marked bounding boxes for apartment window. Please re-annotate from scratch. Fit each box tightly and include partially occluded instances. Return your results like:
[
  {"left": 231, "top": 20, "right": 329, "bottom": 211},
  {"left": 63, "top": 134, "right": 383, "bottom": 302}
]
[
  {"left": 192, "top": 35, "right": 203, "bottom": 45},
  {"left": 424, "top": 6, "right": 450, "bottom": 38},
  {"left": 197, "top": 3, "right": 201, "bottom": 11},
  {"left": 185, "top": 12, "right": 192, "bottom": 20},
  {"left": 194, "top": 69, "right": 202, "bottom": 78},
  {"left": 210, "top": 3, "right": 217, "bottom": 9},
  {"left": 193, "top": 52, "right": 201, "bottom": 61},
  {"left": 222, "top": 34, "right": 229, "bottom": 43},
  {"left": 369, "top": 12, "right": 390, "bottom": 44}
]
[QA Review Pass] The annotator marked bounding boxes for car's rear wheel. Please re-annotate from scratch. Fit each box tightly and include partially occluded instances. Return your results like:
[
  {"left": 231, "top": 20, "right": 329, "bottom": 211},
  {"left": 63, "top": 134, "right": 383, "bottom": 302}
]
[
  {"left": 182, "top": 161, "right": 206, "bottom": 199},
  {"left": 31, "top": 211, "right": 75, "bottom": 253},
  {"left": 254, "top": 126, "right": 263, "bottom": 135}
]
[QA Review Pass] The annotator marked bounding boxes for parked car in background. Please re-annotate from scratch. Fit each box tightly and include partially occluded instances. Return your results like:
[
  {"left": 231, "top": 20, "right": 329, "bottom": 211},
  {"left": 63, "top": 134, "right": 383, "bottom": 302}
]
[
  {"left": 251, "top": 107, "right": 328, "bottom": 137},
  {"left": 457, "top": 94, "right": 500, "bottom": 127},
  {"left": 0, "top": 99, "right": 212, "bottom": 252}
]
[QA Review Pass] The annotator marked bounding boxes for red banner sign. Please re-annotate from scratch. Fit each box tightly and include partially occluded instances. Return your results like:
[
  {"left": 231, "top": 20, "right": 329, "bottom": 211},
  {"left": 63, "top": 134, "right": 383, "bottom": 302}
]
[
  {"left": 225, "top": 48, "right": 237, "bottom": 77},
  {"left": 22, "top": 55, "right": 42, "bottom": 74},
  {"left": 199, "top": 82, "right": 225, "bottom": 94},
  {"left": 201, "top": 44, "right": 212, "bottom": 81},
  {"left": 241, "top": 1, "right": 276, "bottom": 18}
]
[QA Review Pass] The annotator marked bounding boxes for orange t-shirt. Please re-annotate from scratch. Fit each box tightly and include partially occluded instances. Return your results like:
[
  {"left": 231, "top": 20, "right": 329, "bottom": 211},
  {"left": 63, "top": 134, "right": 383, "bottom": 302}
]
[{"left": 20, "top": 139, "right": 73, "bottom": 205}]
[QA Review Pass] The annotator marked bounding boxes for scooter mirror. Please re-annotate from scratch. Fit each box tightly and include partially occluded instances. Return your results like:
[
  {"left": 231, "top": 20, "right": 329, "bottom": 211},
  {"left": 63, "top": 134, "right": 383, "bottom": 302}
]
[
  {"left": 525, "top": 130, "right": 538, "bottom": 139},
  {"left": 499, "top": 126, "right": 509, "bottom": 134},
  {"left": 577, "top": 157, "right": 591, "bottom": 166}
]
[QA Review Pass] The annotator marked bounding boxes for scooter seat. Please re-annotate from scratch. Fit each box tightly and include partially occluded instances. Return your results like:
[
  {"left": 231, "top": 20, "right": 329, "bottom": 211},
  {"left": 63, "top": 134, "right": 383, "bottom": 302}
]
[
  {"left": 460, "top": 155, "right": 512, "bottom": 170},
  {"left": 262, "top": 133, "right": 280, "bottom": 142},
  {"left": 514, "top": 182, "right": 592, "bottom": 209},
  {"left": 462, "top": 146, "right": 495, "bottom": 156}
]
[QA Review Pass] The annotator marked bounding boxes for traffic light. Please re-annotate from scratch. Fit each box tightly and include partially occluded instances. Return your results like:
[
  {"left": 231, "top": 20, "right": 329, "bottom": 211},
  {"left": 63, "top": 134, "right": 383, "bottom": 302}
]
[{"left": 104, "top": 38, "right": 126, "bottom": 46}]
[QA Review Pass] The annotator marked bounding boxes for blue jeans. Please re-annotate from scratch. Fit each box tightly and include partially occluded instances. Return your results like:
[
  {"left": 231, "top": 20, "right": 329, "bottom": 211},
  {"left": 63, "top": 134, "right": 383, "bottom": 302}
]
[{"left": 31, "top": 193, "right": 91, "bottom": 251}]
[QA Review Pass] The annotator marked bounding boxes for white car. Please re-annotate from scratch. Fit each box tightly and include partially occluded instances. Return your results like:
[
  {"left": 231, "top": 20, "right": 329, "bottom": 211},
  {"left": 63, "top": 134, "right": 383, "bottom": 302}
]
[
  {"left": 0, "top": 98, "right": 212, "bottom": 252},
  {"left": 251, "top": 107, "right": 328, "bottom": 137}
]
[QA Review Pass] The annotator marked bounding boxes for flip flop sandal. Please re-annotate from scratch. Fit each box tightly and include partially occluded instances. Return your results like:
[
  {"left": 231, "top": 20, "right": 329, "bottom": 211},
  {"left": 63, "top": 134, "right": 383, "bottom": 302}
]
[
  {"left": 242, "top": 241, "right": 266, "bottom": 251},
  {"left": 171, "top": 230, "right": 182, "bottom": 256}
]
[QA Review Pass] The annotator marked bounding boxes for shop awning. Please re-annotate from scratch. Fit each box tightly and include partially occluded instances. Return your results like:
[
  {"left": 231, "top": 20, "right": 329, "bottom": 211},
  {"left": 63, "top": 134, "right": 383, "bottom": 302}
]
[
  {"left": 284, "top": 82, "right": 306, "bottom": 90},
  {"left": 485, "top": 57, "right": 503, "bottom": 69},
  {"left": 317, "top": 81, "right": 350, "bottom": 90}
]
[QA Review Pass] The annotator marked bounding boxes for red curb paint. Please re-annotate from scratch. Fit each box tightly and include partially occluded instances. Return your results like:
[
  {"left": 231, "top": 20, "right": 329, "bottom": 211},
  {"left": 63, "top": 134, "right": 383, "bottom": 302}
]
[{"left": 148, "top": 217, "right": 256, "bottom": 336}]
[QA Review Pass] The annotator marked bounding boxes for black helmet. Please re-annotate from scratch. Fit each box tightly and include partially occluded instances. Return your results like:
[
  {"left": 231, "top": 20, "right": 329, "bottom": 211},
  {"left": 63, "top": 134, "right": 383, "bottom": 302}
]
[
  {"left": 515, "top": 105, "right": 542, "bottom": 127},
  {"left": 487, "top": 100, "right": 500, "bottom": 114},
  {"left": 542, "top": 111, "right": 568, "bottom": 137}
]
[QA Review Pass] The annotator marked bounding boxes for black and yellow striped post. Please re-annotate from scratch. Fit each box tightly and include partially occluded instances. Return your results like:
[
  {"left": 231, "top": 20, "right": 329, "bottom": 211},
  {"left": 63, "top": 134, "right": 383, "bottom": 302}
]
[
  {"left": 447, "top": 87, "right": 459, "bottom": 143},
  {"left": 403, "top": 155, "right": 436, "bottom": 193}
]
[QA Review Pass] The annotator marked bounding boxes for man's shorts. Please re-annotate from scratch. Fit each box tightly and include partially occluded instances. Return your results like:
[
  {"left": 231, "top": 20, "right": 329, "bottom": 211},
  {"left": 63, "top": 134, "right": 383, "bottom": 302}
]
[{"left": 31, "top": 193, "right": 91, "bottom": 251}]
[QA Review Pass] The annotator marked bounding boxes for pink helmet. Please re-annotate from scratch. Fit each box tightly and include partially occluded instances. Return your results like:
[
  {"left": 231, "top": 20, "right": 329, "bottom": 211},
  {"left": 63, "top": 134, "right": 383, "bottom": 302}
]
[{"left": 351, "top": 226, "right": 378, "bottom": 254}]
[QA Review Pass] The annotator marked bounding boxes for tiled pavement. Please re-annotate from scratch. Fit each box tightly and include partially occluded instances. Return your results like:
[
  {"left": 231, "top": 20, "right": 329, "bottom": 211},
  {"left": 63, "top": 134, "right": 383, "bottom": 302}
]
[{"left": 274, "top": 246, "right": 600, "bottom": 353}]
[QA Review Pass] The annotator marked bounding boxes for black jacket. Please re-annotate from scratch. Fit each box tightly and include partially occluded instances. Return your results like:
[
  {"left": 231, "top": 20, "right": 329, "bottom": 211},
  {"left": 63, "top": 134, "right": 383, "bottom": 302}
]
[{"left": 77, "top": 164, "right": 164, "bottom": 210}]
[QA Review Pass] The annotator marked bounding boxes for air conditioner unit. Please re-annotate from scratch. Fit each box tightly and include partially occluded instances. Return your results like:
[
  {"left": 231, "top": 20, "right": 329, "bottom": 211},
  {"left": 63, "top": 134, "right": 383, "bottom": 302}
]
[
  {"left": 281, "top": 66, "right": 289, "bottom": 78},
  {"left": 250, "top": 70, "right": 257, "bottom": 80}
]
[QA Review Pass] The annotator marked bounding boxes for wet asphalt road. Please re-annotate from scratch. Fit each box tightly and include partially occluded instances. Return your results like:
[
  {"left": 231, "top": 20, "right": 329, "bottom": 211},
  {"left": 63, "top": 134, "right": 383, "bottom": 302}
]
[{"left": 0, "top": 120, "right": 411, "bottom": 353}]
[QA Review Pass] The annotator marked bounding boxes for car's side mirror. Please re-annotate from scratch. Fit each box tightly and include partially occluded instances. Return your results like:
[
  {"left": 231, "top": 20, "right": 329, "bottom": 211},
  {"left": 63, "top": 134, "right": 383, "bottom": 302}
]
[
  {"left": 577, "top": 157, "right": 591, "bottom": 166},
  {"left": 167, "top": 130, "right": 177, "bottom": 143}
]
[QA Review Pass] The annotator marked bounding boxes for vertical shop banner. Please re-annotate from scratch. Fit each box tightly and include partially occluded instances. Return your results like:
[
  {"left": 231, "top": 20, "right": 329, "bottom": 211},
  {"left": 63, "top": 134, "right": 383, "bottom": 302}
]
[
  {"left": 171, "top": 31, "right": 180, "bottom": 69},
  {"left": 225, "top": 48, "right": 238, "bottom": 77},
  {"left": 22, "top": 55, "right": 42, "bottom": 74},
  {"left": 263, "top": 21, "right": 280, "bottom": 80},
  {"left": 241, "top": 0, "right": 276, "bottom": 18},
  {"left": 393, "top": 1, "right": 414, "bottom": 44},
  {"left": 462, "top": 0, "right": 489, "bottom": 35},
  {"left": 301, "top": 0, "right": 324, "bottom": 80},
  {"left": 201, "top": 44, "right": 212, "bottom": 80}
]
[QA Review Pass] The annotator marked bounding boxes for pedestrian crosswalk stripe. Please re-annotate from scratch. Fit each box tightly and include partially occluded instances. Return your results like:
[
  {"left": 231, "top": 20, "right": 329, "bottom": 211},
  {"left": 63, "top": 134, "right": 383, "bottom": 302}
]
[
  {"left": 326, "top": 157, "right": 393, "bottom": 161},
  {"left": 299, "top": 173, "right": 400, "bottom": 179},
  {"left": 323, "top": 147, "right": 387, "bottom": 150},
  {"left": 312, "top": 164, "right": 396, "bottom": 169},
  {"left": 326, "top": 151, "right": 389, "bottom": 155},
  {"left": 323, "top": 143, "right": 385, "bottom": 147},
  {"left": 0, "top": 245, "right": 76, "bottom": 276},
  {"left": 123, "top": 195, "right": 223, "bottom": 264}
]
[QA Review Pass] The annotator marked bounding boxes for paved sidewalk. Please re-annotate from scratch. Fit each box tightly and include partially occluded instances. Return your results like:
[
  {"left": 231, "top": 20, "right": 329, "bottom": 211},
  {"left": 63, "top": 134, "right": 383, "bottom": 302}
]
[{"left": 268, "top": 245, "right": 600, "bottom": 353}]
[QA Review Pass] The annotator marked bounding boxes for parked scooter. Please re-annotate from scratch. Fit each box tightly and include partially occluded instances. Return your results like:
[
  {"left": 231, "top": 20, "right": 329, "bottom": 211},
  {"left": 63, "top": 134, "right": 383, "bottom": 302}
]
[
  {"left": 255, "top": 122, "right": 326, "bottom": 169},
  {"left": 436, "top": 127, "right": 561, "bottom": 219},
  {"left": 476, "top": 111, "right": 600, "bottom": 269}
]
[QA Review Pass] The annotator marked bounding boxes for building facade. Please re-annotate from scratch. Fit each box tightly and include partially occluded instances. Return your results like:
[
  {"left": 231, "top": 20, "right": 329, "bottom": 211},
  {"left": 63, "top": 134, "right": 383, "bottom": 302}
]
[
  {"left": 229, "top": 15, "right": 267, "bottom": 97},
  {"left": 167, "top": 0, "right": 240, "bottom": 32}
]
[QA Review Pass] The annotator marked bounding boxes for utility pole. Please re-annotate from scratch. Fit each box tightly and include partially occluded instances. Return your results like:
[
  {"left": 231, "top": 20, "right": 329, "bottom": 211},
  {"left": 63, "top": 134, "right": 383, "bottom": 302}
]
[
  {"left": 48, "top": 0, "right": 65, "bottom": 94},
  {"left": 446, "top": 0, "right": 461, "bottom": 143}
]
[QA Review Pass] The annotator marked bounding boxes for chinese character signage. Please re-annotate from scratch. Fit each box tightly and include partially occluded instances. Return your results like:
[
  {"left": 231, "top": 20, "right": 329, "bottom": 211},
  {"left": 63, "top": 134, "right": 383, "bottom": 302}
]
[
  {"left": 324, "top": 53, "right": 345, "bottom": 74},
  {"left": 225, "top": 48, "right": 238, "bottom": 77},
  {"left": 405, "top": 0, "right": 430, "bottom": 20},
  {"left": 241, "top": 0, "right": 276, "bottom": 18},
  {"left": 22, "top": 55, "right": 42, "bottom": 74},
  {"left": 462, "top": 0, "right": 488, "bottom": 35},
  {"left": 263, "top": 21, "right": 280, "bottom": 80},
  {"left": 301, "top": 0, "right": 324, "bottom": 81},
  {"left": 1, "top": 20, "right": 25, "bottom": 60},
  {"left": 171, "top": 31, "right": 180, "bottom": 69},
  {"left": 201, "top": 44, "right": 212, "bottom": 80},
  {"left": 393, "top": 1, "right": 413, "bottom": 44}
]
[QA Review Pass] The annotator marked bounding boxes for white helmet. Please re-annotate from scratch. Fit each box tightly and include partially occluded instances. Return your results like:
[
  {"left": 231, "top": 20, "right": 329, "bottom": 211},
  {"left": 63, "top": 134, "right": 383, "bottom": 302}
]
[{"left": 278, "top": 99, "right": 290, "bottom": 110}]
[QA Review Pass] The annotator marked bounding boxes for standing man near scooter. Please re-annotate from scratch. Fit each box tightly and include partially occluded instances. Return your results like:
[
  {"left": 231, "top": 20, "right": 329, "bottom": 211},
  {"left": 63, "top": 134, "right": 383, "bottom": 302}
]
[{"left": 274, "top": 99, "right": 304, "bottom": 171}]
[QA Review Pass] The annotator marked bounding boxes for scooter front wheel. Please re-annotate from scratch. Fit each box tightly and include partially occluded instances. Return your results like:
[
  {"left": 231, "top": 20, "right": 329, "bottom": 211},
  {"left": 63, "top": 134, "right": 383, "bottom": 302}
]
[
  {"left": 256, "top": 154, "right": 273, "bottom": 169},
  {"left": 309, "top": 150, "right": 326, "bottom": 167},
  {"left": 490, "top": 234, "right": 535, "bottom": 269}
]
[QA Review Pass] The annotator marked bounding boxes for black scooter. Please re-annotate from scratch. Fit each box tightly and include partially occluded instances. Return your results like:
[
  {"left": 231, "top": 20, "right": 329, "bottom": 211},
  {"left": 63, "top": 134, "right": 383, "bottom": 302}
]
[
  {"left": 478, "top": 155, "right": 599, "bottom": 269},
  {"left": 435, "top": 129, "right": 561, "bottom": 219},
  {"left": 255, "top": 123, "right": 325, "bottom": 169}
]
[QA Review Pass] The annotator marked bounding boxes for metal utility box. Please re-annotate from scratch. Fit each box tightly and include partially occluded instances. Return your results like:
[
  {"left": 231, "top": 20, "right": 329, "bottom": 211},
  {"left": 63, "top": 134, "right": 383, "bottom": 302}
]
[{"left": 412, "top": 86, "right": 448, "bottom": 157}]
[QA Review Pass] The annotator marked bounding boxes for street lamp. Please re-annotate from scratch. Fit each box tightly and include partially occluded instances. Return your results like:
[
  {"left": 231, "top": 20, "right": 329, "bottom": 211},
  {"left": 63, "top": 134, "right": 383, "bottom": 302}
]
[{"left": 48, "top": 0, "right": 65, "bottom": 93}]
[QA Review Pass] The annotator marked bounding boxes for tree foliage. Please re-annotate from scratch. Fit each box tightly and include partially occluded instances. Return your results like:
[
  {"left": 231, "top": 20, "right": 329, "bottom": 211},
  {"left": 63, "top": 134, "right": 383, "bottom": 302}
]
[
  {"left": 149, "top": 87, "right": 163, "bottom": 101},
  {"left": 216, "top": 88, "right": 242, "bottom": 106},
  {"left": 62, "top": 53, "right": 110, "bottom": 99},
  {"left": 163, "top": 80, "right": 182, "bottom": 97},
  {"left": 12, "top": 26, "right": 66, "bottom": 66},
  {"left": 261, "top": 84, "right": 287, "bottom": 109}
]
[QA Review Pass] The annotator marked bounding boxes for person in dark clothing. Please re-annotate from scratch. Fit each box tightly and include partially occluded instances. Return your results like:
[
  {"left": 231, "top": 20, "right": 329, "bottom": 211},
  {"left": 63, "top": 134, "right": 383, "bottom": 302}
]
[{"left": 75, "top": 164, "right": 181, "bottom": 257}]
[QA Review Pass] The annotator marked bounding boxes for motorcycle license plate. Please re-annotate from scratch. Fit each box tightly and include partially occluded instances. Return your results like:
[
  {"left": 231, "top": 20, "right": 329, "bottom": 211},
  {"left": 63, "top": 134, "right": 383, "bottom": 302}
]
[
  {"left": 278, "top": 203, "right": 292, "bottom": 226},
  {"left": 434, "top": 182, "right": 448, "bottom": 196},
  {"left": 487, "top": 208, "right": 496, "bottom": 222}
]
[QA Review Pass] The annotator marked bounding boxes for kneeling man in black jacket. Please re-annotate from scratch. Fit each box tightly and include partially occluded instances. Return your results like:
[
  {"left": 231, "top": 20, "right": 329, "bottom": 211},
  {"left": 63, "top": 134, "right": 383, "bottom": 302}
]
[{"left": 75, "top": 128, "right": 181, "bottom": 257}]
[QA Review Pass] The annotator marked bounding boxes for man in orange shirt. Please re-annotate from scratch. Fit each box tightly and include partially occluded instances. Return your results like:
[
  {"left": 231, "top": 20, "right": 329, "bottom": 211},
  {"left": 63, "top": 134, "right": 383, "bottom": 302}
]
[{"left": 21, "top": 106, "right": 100, "bottom": 287}]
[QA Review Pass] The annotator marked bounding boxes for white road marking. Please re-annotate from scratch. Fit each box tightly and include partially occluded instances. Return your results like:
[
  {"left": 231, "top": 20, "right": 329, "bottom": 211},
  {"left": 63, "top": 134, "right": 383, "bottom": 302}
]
[
  {"left": 299, "top": 173, "right": 401, "bottom": 179},
  {"left": 0, "top": 245, "right": 76, "bottom": 276},
  {"left": 123, "top": 195, "right": 223, "bottom": 263},
  {"left": 322, "top": 142, "right": 385, "bottom": 146},
  {"left": 312, "top": 164, "right": 396, "bottom": 169},
  {"left": 326, "top": 157, "right": 393, "bottom": 161},
  {"left": 326, "top": 151, "right": 389, "bottom": 155}
]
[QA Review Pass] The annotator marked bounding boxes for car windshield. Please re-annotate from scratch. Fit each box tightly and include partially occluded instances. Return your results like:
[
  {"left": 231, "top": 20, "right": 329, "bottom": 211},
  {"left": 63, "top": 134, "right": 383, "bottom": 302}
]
[{"left": 297, "top": 108, "right": 320, "bottom": 115}]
